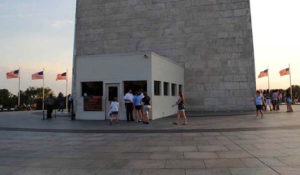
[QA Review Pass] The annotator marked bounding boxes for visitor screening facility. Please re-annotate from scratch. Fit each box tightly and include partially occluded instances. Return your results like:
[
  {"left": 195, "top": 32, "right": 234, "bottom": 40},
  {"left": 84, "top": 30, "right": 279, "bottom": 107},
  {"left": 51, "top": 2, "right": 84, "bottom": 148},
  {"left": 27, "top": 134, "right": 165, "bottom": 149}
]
[{"left": 73, "top": 52, "right": 184, "bottom": 120}]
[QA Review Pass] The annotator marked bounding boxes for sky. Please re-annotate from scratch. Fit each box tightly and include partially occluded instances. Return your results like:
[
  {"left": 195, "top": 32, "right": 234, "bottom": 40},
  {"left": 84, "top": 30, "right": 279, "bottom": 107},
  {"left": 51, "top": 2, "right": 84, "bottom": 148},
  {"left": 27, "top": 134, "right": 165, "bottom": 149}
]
[{"left": 0, "top": 0, "right": 299, "bottom": 95}]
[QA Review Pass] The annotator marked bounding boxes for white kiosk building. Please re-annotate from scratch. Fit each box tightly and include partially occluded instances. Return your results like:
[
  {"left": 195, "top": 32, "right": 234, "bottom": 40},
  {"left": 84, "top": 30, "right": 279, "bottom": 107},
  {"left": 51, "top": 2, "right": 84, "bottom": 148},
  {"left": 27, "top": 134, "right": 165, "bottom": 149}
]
[{"left": 73, "top": 52, "right": 184, "bottom": 120}]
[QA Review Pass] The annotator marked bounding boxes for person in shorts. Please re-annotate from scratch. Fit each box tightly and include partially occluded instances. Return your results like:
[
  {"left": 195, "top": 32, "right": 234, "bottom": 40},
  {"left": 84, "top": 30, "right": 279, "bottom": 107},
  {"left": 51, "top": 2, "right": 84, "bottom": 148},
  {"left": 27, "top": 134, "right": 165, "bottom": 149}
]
[
  {"left": 109, "top": 97, "right": 119, "bottom": 125},
  {"left": 255, "top": 90, "right": 264, "bottom": 119},
  {"left": 133, "top": 91, "right": 143, "bottom": 122},
  {"left": 265, "top": 90, "right": 272, "bottom": 111},
  {"left": 286, "top": 94, "right": 293, "bottom": 112},
  {"left": 172, "top": 91, "right": 188, "bottom": 125},
  {"left": 142, "top": 92, "right": 151, "bottom": 124}
]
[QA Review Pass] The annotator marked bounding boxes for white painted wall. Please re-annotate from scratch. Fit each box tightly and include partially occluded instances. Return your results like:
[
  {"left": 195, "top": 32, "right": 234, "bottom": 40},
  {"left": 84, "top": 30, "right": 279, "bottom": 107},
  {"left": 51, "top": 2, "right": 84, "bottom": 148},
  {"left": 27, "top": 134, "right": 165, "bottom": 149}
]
[
  {"left": 74, "top": 52, "right": 184, "bottom": 120},
  {"left": 151, "top": 53, "right": 185, "bottom": 120},
  {"left": 75, "top": 53, "right": 151, "bottom": 120}
]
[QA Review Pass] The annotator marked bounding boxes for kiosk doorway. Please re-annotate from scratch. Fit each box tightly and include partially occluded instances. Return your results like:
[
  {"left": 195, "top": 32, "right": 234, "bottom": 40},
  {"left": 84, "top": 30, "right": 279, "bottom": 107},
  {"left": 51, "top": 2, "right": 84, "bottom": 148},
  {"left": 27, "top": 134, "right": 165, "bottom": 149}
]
[{"left": 105, "top": 83, "right": 120, "bottom": 119}]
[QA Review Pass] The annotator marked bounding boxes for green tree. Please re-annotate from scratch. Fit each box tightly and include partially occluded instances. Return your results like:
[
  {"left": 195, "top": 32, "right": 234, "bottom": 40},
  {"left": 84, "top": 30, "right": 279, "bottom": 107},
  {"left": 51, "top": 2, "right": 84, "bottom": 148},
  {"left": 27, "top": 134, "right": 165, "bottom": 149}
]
[{"left": 0, "top": 89, "right": 17, "bottom": 107}]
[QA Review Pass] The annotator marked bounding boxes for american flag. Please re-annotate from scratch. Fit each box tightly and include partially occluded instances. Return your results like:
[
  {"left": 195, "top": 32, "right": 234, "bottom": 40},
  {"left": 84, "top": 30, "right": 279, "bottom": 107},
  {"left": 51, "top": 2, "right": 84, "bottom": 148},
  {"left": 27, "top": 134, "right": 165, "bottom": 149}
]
[
  {"left": 6, "top": 69, "right": 19, "bottom": 79},
  {"left": 32, "top": 71, "right": 44, "bottom": 80},
  {"left": 56, "top": 72, "right": 67, "bottom": 80},
  {"left": 280, "top": 68, "right": 290, "bottom": 76},
  {"left": 258, "top": 69, "right": 268, "bottom": 78}
]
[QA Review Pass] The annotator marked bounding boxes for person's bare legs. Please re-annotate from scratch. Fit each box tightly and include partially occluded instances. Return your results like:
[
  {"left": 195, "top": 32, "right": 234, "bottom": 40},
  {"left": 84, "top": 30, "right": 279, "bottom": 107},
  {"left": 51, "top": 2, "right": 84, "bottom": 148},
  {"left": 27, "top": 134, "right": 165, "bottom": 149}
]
[
  {"left": 135, "top": 110, "right": 139, "bottom": 122},
  {"left": 174, "top": 111, "right": 180, "bottom": 124},
  {"left": 144, "top": 111, "right": 149, "bottom": 122},
  {"left": 181, "top": 111, "right": 188, "bottom": 124},
  {"left": 138, "top": 110, "right": 143, "bottom": 121},
  {"left": 110, "top": 115, "right": 114, "bottom": 125},
  {"left": 116, "top": 114, "right": 119, "bottom": 123},
  {"left": 260, "top": 110, "right": 264, "bottom": 118}
]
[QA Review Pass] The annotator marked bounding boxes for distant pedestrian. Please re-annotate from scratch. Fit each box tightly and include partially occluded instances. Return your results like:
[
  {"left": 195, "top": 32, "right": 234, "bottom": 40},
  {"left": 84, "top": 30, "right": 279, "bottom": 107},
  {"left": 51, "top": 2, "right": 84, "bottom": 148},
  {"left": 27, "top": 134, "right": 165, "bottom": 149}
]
[
  {"left": 265, "top": 90, "right": 272, "bottom": 111},
  {"left": 57, "top": 93, "right": 65, "bottom": 112},
  {"left": 255, "top": 90, "right": 264, "bottom": 119},
  {"left": 45, "top": 94, "right": 56, "bottom": 119},
  {"left": 68, "top": 94, "right": 73, "bottom": 113},
  {"left": 277, "top": 90, "right": 281, "bottom": 111},
  {"left": 109, "top": 97, "right": 119, "bottom": 125},
  {"left": 172, "top": 91, "right": 188, "bottom": 125},
  {"left": 133, "top": 91, "right": 143, "bottom": 122},
  {"left": 142, "top": 92, "right": 151, "bottom": 124},
  {"left": 272, "top": 90, "right": 278, "bottom": 111},
  {"left": 286, "top": 94, "right": 293, "bottom": 112},
  {"left": 124, "top": 89, "right": 134, "bottom": 121}
]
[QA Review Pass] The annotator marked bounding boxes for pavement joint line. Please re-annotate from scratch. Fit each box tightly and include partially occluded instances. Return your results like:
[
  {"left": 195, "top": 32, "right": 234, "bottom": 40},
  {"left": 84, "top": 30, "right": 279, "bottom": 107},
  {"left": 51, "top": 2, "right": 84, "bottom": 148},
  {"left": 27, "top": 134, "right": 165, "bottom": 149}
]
[
  {"left": 220, "top": 132, "right": 282, "bottom": 175},
  {"left": 1, "top": 125, "right": 300, "bottom": 134}
]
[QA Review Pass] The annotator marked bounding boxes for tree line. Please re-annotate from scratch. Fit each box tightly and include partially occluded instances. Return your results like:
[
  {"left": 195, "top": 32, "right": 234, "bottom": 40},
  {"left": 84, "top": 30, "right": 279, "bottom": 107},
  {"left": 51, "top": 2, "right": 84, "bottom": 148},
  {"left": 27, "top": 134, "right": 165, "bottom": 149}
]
[{"left": 0, "top": 87, "right": 58, "bottom": 109}]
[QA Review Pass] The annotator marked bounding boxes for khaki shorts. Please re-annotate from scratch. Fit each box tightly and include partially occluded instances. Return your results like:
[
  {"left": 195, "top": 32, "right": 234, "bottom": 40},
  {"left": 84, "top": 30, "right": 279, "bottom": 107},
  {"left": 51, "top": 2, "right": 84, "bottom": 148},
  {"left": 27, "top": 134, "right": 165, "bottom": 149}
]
[{"left": 143, "top": 105, "right": 151, "bottom": 113}]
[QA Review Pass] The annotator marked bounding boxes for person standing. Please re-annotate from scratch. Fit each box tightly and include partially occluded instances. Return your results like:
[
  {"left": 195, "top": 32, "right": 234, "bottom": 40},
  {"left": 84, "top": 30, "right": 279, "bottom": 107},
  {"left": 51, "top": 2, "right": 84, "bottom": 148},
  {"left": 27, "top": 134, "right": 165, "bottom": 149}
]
[
  {"left": 286, "top": 94, "right": 293, "bottom": 112},
  {"left": 57, "top": 93, "right": 65, "bottom": 112},
  {"left": 133, "top": 91, "right": 143, "bottom": 122},
  {"left": 172, "top": 91, "right": 188, "bottom": 125},
  {"left": 109, "top": 97, "right": 119, "bottom": 125},
  {"left": 68, "top": 94, "right": 73, "bottom": 113},
  {"left": 142, "top": 92, "right": 151, "bottom": 124},
  {"left": 265, "top": 90, "right": 272, "bottom": 111},
  {"left": 124, "top": 89, "right": 134, "bottom": 121},
  {"left": 255, "top": 90, "right": 264, "bottom": 119},
  {"left": 45, "top": 94, "right": 56, "bottom": 119},
  {"left": 272, "top": 90, "right": 278, "bottom": 111},
  {"left": 277, "top": 90, "right": 281, "bottom": 111}
]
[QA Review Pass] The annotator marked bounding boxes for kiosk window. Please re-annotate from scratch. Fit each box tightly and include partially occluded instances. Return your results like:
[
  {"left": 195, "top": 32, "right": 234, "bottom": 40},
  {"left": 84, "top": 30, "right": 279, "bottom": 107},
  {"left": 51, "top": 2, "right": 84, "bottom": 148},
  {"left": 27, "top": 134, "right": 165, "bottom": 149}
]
[
  {"left": 164, "top": 82, "right": 169, "bottom": 96},
  {"left": 82, "top": 82, "right": 103, "bottom": 96},
  {"left": 124, "top": 81, "right": 147, "bottom": 95},
  {"left": 179, "top": 84, "right": 183, "bottom": 93},
  {"left": 154, "top": 81, "right": 161, "bottom": 96},
  {"left": 171, "top": 83, "right": 177, "bottom": 96},
  {"left": 82, "top": 82, "right": 103, "bottom": 111}
]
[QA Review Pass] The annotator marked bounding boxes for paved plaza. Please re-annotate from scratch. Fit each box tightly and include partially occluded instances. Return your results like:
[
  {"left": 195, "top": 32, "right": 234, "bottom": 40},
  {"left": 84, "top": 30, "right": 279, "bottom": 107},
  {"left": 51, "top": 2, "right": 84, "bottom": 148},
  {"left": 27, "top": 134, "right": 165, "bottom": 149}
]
[{"left": 1, "top": 106, "right": 300, "bottom": 175}]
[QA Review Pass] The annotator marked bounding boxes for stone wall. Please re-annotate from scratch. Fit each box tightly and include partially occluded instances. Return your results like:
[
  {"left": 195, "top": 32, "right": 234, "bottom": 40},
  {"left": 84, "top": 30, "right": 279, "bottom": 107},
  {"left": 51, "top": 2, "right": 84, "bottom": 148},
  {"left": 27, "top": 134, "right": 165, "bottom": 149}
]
[{"left": 74, "top": 0, "right": 256, "bottom": 112}]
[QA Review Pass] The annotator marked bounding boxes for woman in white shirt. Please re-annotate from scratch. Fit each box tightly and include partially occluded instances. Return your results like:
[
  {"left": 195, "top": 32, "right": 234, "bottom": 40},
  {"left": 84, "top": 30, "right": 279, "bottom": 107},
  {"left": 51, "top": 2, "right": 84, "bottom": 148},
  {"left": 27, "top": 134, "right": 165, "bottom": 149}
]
[{"left": 109, "top": 97, "right": 119, "bottom": 125}]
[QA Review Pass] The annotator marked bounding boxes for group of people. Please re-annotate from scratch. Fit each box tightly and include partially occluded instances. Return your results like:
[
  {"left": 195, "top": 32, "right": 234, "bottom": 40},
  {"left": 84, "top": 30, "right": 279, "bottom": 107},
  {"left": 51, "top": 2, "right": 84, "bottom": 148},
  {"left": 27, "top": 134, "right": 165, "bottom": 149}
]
[
  {"left": 45, "top": 93, "right": 73, "bottom": 119},
  {"left": 255, "top": 89, "right": 294, "bottom": 119},
  {"left": 108, "top": 89, "right": 188, "bottom": 125},
  {"left": 108, "top": 89, "right": 152, "bottom": 125}
]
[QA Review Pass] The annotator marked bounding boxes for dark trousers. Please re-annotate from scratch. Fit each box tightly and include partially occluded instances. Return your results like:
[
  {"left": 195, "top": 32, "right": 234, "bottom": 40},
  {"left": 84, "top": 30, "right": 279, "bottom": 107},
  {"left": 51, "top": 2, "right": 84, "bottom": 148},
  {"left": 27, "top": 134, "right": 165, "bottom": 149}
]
[
  {"left": 125, "top": 103, "right": 134, "bottom": 121},
  {"left": 68, "top": 101, "right": 73, "bottom": 112},
  {"left": 47, "top": 106, "right": 53, "bottom": 119}
]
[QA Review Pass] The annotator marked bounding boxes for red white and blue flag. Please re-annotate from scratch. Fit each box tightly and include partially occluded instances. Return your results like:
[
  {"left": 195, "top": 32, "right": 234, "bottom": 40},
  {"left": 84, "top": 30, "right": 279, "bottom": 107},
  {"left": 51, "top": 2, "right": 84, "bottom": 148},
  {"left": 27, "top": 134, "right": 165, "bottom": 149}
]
[
  {"left": 6, "top": 69, "right": 20, "bottom": 79},
  {"left": 280, "top": 68, "right": 290, "bottom": 76},
  {"left": 56, "top": 72, "right": 67, "bottom": 80},
  {"left": 258, "top": 69, "right": 268, "bottom": 78},
  {"left": 32, "top": 71, "right": 44, "bottom": 80}
]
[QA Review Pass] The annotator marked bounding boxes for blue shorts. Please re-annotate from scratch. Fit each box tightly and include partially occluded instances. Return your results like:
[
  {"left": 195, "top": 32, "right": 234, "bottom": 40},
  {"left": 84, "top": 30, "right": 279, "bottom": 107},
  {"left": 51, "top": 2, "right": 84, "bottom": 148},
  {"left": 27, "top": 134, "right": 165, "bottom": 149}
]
[
  {"left": 110, "top": 111, "right": 118, "bottom": 115},
  {"left": 178, "top": 103, "right": 185, "bottom": 111}
]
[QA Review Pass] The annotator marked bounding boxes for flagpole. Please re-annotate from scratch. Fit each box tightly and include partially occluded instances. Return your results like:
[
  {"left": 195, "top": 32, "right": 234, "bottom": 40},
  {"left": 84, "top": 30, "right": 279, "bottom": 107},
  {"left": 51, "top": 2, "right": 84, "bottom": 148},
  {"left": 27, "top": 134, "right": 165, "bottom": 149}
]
[
  {"left": 42, "top": 68, "right": 45, "bottom": 113},
  {"left": 66, "top": 69, "right": 68, "bottom": 112},
  {"left": 268, "top": 67, "right": 270, "bottom": 91},
  {"left": 18, "top": 67, "right": 21, "bottom": 107},
  {"left": 289, "top": 64, "right": 293, "bottom": 101}
]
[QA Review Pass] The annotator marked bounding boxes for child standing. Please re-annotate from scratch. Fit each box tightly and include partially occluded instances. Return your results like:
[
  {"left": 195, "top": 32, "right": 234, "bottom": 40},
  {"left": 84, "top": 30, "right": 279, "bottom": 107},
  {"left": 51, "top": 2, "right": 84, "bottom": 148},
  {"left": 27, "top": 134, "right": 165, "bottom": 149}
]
[
  {"left": 109, "top": 97, "right": 119, "bottom": 125},
  {"left": 255, "top": 90, "right": 264, "bottom": 119},
  {"left": 286, "top": 94, "right": 293, "bottom": 112}
]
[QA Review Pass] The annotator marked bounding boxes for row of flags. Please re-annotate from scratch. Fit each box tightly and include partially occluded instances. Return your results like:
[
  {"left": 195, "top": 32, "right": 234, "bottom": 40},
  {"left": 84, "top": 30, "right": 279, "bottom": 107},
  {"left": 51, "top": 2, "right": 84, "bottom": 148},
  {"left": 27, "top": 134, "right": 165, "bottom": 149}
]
[
  {"left": 6, "top": 69, "right": 67, "bottom": 80},
  {"left": 258, "top": 68, "right": 290, "bottom": 78}
]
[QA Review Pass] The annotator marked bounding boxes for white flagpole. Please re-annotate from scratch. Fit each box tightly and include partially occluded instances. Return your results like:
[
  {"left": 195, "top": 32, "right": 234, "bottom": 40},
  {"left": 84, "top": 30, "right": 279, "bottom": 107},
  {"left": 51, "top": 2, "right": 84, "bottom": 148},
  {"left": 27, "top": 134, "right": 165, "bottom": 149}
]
[
  {"left": 42, "top": 68, "right": 45, "bottom": 112},
  {"left": 18, "top": 67, "right": 21, "bottom": 107},
  {"left": 267, "top": 67, "right": 270, "bottom": 91},
  {"left": 66, "top": 69, "right": 68, "bottom": 112},
  {"left": 289, "top": 64, "right": 293, "bottom": 101}
]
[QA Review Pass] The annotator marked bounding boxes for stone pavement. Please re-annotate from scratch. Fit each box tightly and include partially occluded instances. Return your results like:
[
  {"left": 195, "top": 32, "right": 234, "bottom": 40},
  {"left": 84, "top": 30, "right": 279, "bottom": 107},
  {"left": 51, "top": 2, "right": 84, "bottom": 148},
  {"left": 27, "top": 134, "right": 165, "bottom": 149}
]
[{"left": 1, "top": 106, "right": 300, "bottom": 174}]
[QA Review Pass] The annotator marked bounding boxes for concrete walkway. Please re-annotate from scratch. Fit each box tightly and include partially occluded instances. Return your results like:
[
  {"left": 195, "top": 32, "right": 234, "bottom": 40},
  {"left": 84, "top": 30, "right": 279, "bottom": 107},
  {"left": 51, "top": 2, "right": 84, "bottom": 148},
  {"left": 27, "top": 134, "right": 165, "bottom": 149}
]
[{"left": 1, "top": 106, "right": 300, "bottom": 175}]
